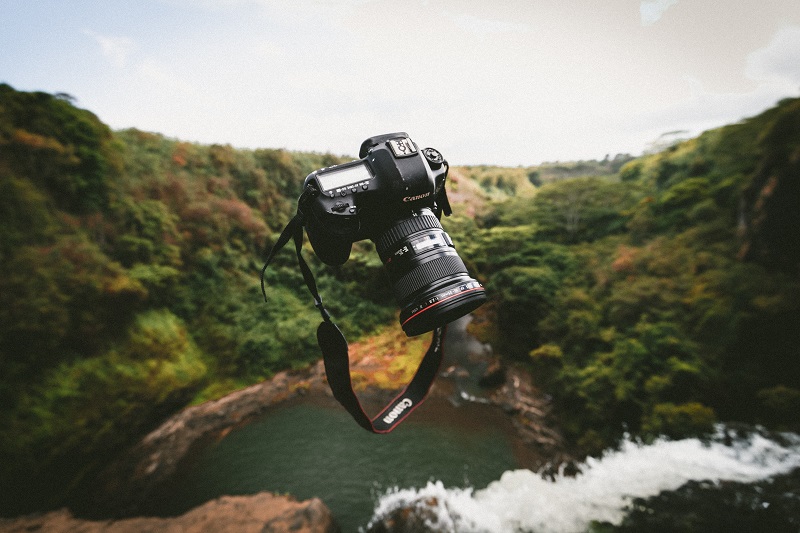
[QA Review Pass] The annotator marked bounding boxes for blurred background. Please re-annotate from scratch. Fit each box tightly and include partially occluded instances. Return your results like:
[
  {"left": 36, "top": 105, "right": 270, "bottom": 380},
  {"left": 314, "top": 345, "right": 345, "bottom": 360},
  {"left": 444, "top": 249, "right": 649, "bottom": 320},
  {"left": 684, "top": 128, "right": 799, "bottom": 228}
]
[{"left": 1, "top": 1, "right": 799, "bottom": 531}]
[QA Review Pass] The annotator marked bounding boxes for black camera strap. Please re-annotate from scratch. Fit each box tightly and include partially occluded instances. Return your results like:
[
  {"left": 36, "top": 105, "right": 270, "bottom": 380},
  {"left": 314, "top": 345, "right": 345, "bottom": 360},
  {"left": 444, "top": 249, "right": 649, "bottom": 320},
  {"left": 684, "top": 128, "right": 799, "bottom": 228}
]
[{"left": 261, "top": 209, "right": 445, "bottom": 433}]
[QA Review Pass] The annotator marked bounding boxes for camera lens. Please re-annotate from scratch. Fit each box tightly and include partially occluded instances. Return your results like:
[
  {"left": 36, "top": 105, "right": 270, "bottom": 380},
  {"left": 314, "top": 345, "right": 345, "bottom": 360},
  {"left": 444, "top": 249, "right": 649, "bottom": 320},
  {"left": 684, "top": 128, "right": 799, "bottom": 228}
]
[{"left": 375, "top": 208, "right": 487, "bottom": 336}]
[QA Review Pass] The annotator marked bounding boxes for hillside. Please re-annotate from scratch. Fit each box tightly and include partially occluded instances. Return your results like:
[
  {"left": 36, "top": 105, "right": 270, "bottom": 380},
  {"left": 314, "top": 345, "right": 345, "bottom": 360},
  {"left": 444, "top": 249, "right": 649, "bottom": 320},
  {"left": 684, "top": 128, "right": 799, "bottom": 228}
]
[
  {"left": 464, "top": 97, "right": 800, "bottom": 452},
  {"left": 0, "top": 83, "right": 393, "bottom": 514},
  {"left": 1, "top": 82, "right": 799, "bottom": 515}
]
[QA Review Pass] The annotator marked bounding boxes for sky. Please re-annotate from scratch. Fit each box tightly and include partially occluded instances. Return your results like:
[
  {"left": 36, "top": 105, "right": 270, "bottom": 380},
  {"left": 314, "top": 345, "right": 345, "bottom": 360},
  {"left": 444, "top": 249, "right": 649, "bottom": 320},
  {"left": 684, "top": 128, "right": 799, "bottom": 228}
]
[{"left": 2, "top": 0, "right": 800, "bottom": 166}]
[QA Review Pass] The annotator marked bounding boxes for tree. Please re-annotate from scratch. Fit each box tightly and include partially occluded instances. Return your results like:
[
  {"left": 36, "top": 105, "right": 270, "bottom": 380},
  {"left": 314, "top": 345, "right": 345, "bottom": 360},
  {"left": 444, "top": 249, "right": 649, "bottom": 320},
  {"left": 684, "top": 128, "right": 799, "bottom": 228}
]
[{"left": 531, "top": 177, "right": 642, "bottom": 242}]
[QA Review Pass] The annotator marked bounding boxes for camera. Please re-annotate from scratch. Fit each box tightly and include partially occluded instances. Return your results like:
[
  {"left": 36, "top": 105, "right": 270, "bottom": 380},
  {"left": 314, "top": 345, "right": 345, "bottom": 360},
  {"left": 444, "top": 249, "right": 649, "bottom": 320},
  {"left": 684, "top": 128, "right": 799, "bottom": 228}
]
[
  {"left": 300, "top": 132, "right": 486, "bottom": 336},
  {"left": 260, "top": 133, "right": 487, "bottom": 431}
]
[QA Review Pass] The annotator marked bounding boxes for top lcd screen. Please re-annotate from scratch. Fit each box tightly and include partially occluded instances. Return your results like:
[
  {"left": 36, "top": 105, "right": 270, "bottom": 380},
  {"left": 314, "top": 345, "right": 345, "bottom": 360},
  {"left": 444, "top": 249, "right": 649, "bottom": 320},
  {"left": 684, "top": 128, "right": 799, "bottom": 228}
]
[{"left": 317, "top": 162, "right": 372, "bottom": 191}]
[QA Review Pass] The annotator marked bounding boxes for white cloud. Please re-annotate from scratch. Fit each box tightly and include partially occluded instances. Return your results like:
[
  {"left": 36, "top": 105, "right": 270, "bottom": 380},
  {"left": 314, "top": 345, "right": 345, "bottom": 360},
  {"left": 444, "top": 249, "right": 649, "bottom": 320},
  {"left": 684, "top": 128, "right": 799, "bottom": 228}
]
[
  {"left": 640, "top": 0, "right": 679, "bottom": 26},
  {"left": 447, "top": 13, "right": 530, "bottom": 36},
  {"left": 746, "top": 25, "right": 800, "bottom": 87},
  {"left": 83, "top": 30, "right": 134, "bottom": 68},
  {"left": 135, "top": 59, "right": 197, "bottom": 96},
  {"left": 52, "top": 1, "right": 799, "bottom": 166},
  {"left": 620, "top": 27, "right": 800, "bottom": 152}
]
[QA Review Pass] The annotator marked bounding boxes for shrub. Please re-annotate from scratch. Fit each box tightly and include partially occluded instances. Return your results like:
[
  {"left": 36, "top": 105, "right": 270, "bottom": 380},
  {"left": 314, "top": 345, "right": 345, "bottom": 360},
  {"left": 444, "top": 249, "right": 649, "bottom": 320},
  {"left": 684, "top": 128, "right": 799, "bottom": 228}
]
[{"left": 641, "top": 402, "right": 716, "bottom": 439}]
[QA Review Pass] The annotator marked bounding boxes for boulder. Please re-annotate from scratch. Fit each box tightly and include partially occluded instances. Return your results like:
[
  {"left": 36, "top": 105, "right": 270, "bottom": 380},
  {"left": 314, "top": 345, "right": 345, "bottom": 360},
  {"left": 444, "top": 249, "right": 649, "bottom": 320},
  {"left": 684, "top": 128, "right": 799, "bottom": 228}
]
[{"left": 0, "top": 492, "right": 339, "bottom": 533}]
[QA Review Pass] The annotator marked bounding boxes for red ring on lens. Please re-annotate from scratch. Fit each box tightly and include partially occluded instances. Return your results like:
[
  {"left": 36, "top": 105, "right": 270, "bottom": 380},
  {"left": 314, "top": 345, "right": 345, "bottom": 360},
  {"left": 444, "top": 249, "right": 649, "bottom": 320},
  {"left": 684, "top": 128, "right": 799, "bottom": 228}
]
[{"left": 401, "top": 286, "right": 485, "bottom": 328}]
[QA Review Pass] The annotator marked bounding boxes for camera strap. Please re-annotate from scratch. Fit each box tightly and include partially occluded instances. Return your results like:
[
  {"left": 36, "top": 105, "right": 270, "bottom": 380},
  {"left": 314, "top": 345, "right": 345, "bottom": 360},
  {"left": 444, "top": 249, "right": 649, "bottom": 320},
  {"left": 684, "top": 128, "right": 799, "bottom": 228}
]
[{"left": 261, "top": 210, "right": 445, "bottom": 433}]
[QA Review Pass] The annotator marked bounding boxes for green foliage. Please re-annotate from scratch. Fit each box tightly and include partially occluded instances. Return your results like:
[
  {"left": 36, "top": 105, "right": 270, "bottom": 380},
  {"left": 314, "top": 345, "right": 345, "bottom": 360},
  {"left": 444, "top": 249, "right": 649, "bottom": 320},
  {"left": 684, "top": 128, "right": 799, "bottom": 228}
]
[
  {"left": 2, "top": 84, "right": 799, "bottom": 512},
  {"left": 0, "top": 83, "right": 119, "bottom": 213},
  {"left": 490, "top": 266, "right": 560, "bottom": 355},
  {"left": 739, "top": 98, "right": 800, "bottom": 273},
  {"left": 0, "top": 236, "right": 147, "bottom": 385},
  {"left": 0, "top": 176, "right": 57, "bottom": 260},
  {"left": 756, "top": 386, "right": 800, "bottom": 427},
  {"left": 469, "top": 96, "right": 800, "bottom": 453},
  {"left": 461, "top": 165, "right": 537, "bottom": 197},
  {"left": 478, "top": 174, "right": 645, "bottom": 236},
  {"left": 529, "top": 177, "right": 644, "bottom": 243},
  {"left": 0, "top": 84, "right": 386, "bottom": 514},
  {"left": 641, "top": 402, "right": 716, "bottom": 440},
  {"left": 109, "top": 197, "right": 182, "bottom": 267},
  {"left": 529, "top": 155, "right": 634, "bottom": 184},
  {"left": 1, "top": 310, "right": 207, "bottom": 512}
]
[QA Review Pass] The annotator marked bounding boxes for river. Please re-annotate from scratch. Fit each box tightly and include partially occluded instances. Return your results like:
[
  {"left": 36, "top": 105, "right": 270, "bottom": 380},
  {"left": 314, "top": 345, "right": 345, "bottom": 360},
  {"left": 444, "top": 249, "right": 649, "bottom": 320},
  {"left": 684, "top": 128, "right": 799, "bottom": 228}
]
[
  {"left": 145, "top": 396, "right": 534, "bottom": 530},
  {"left": 145, "top": 315, "right": 533, "bottom": 530},
  {"left": 366, "top": 429, "right": 800, "bottom": 532},
  {"left": 141, "top": 317, "right": 800, "bottom": 531}
]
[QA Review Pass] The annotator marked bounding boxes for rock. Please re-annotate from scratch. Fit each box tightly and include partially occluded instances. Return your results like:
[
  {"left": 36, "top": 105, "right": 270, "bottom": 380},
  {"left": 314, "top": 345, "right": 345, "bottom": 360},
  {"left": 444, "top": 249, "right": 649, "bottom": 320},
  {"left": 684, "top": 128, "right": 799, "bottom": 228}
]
[
  {"left": 490, "top": 366, "right": 567, "bottom": 454},
  {"left": 440, "top": 365, "right": 469, "bottom": 379},
  {"left": 365, "top": 497, "right": 449, "bottom": 533},
  {"left": 0, "top": 492, "right": 339, "bottom": 533},
  {"left": 477, "top": 357, "right": 505, "bottom": 388},
  {"left": 93, "top": 363, "right": 330, "bottom": 514}
]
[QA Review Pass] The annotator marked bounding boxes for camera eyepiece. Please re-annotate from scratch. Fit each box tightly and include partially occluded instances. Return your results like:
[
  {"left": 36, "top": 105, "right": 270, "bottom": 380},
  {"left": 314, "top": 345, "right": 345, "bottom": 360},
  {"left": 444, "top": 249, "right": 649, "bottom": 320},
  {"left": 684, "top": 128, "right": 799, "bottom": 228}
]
[{"left": 376, "top": 208, "right": 486, "bottom": 336}]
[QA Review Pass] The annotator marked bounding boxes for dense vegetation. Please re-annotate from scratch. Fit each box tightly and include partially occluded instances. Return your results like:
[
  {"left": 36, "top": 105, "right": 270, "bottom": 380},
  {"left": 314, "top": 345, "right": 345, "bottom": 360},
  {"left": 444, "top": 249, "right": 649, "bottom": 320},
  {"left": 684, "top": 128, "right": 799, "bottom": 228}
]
[
  {"left": 1, "top": 83, "right": 798, "bottom": 515},
  {"left": 0, "top": 83, "right": 393, "bottom": 514},
  {"left": 464, "top": 97, "right": 800, "bottom": 453}
]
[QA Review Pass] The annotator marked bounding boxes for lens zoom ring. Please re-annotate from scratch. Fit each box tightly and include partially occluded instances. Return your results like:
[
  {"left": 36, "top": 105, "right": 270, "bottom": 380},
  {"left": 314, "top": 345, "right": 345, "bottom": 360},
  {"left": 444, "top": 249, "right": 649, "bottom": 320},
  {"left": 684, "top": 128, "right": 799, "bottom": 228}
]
[
  {"left": 394, "top": 255, "right": 467, "bottom": 302},
  {"left": 376, "top": 214, "right": 442, "bottom": 258}
]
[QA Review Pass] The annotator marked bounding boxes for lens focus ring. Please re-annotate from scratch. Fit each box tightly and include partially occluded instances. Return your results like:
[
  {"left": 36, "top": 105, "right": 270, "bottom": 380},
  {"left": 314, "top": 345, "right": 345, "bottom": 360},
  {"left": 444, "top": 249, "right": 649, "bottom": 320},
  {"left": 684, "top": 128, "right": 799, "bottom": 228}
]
[
  {"left": 375, "top": 212, "right": 442, "bottom": 259},
  {"left": 394, "top": 254, "right": 467, "bottom": 303}
]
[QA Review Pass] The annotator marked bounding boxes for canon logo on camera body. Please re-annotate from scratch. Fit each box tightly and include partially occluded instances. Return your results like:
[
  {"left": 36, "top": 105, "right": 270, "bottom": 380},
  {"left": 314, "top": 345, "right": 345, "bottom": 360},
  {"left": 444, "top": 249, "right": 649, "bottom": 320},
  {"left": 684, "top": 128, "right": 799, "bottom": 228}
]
[{"left": 402, "top": 192, "right": 431, "bottom": 202}]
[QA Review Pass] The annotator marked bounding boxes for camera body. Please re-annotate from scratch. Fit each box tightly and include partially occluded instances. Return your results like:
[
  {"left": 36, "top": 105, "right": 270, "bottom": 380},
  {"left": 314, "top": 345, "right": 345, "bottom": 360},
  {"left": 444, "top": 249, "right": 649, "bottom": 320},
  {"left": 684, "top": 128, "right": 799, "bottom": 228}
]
[
  {"left": 301, "top": 133, "right": 485, "bottom": 337},
  {"left": 302, "top": 133, "right": 449, "bottom": 266}
]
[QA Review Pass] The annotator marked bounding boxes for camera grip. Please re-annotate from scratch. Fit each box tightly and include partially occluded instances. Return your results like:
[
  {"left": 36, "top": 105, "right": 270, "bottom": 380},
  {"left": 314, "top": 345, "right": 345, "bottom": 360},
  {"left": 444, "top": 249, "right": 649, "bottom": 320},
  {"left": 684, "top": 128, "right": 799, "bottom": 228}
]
[{"left": 306, "top": 223, "right": 352, "bottom": 266}]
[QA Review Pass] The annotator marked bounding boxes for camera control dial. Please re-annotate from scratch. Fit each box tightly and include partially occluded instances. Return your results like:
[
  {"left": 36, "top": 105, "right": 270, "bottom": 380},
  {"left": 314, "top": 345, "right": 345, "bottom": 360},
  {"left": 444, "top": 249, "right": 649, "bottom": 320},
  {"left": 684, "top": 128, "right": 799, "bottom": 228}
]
[{"left": 423, "top": 148, "right": 444, "bottom": 169}]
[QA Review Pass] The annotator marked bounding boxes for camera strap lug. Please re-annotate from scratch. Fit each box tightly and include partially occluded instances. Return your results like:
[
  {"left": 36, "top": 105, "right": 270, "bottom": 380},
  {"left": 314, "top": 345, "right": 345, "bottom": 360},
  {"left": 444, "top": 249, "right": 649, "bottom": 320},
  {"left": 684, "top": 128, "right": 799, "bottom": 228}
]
[{"left": 297, "top": 182, "right": 319, "bottom": 217}]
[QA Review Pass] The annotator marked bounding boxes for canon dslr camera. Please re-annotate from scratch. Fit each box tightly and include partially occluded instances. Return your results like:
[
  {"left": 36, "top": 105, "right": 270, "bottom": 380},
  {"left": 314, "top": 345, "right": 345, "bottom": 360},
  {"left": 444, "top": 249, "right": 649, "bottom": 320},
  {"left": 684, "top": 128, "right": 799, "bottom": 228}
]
[{"left": 301, "top": 132, "right": 486, "bottom": 336}]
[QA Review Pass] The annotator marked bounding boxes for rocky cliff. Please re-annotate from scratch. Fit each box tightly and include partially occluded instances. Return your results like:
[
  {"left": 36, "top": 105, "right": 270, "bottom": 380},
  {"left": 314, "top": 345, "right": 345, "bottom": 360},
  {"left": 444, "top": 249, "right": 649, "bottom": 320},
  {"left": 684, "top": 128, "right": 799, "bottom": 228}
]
[
  {"left": 0, "top": 492, "right": 339, "bottom": 533},
  {"left": 94, "top": 363, "right": 329, "bottom": 514}
]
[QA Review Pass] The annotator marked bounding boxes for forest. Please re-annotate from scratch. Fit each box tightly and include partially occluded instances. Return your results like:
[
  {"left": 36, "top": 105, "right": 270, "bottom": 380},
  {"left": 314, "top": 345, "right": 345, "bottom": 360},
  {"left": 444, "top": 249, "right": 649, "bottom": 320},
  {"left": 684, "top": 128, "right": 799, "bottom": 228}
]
[{"left": 1, "top": 83, "right": 798, "bottom": 515}]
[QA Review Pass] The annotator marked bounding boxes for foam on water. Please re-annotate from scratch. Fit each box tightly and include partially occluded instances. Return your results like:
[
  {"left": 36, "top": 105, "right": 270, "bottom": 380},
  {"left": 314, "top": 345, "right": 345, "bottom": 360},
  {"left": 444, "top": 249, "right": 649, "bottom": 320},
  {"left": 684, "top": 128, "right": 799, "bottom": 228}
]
[{"left": 367, "top": 428, "right": 800, "bottom": 532}]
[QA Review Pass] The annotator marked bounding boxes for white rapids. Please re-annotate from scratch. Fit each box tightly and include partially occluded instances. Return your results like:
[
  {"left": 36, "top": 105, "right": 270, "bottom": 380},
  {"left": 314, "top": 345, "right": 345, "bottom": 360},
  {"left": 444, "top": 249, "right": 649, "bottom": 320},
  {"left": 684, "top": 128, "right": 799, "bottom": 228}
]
[{"left": 366, "top": 428, "right": 800, "bottom": 532}]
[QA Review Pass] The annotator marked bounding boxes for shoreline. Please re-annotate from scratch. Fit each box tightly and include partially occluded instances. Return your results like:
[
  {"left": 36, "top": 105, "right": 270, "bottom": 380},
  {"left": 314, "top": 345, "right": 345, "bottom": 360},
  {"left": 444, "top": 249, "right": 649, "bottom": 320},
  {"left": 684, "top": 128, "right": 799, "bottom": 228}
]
[
  {"left": 90, "top": 358, "right": 566, "bottom": 519},
  {"left": 54, "top": 316, "right": 568, "bottom": 524},
  {"left": 91, "top": 360, "right": 332, "bottom": 517},
  {"left": 0, "top": 493, "right": 338, "bottom": 533}
]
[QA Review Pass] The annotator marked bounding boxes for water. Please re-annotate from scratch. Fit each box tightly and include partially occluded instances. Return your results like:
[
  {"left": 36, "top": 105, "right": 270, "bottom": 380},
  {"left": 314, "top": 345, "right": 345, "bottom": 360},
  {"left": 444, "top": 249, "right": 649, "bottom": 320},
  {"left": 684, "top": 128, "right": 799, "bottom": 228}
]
[
  {"left": 368, "top": 429, "right": 800, "bottom": 532},
  {"left": 151, "top": 394, "right": 800, "bottom": 532},
  {"left": 144, "top": 313, "right": 800, "bottom": 531},
  {"left": 152, "top": 398, "right": 523, "bottom": 531}
]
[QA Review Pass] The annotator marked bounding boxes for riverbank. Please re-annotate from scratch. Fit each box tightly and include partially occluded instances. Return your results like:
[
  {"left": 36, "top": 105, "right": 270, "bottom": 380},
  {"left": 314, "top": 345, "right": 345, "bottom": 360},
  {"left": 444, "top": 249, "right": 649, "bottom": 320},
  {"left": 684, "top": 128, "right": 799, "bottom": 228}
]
[
  {"left": 0, "top": 493, "right": 338, "bottom": 533},
  {"left": 0, "top": 315, "right": 565, "bottom": 531},
  {"left": 7, "top": 317, "right": 798, "bottom": 532},
  {"left": 91, "top": 361, "right": 331, "bottom": 515},
  {"left": 88, "top": 317, "right": 566, "bottom": 517}
]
